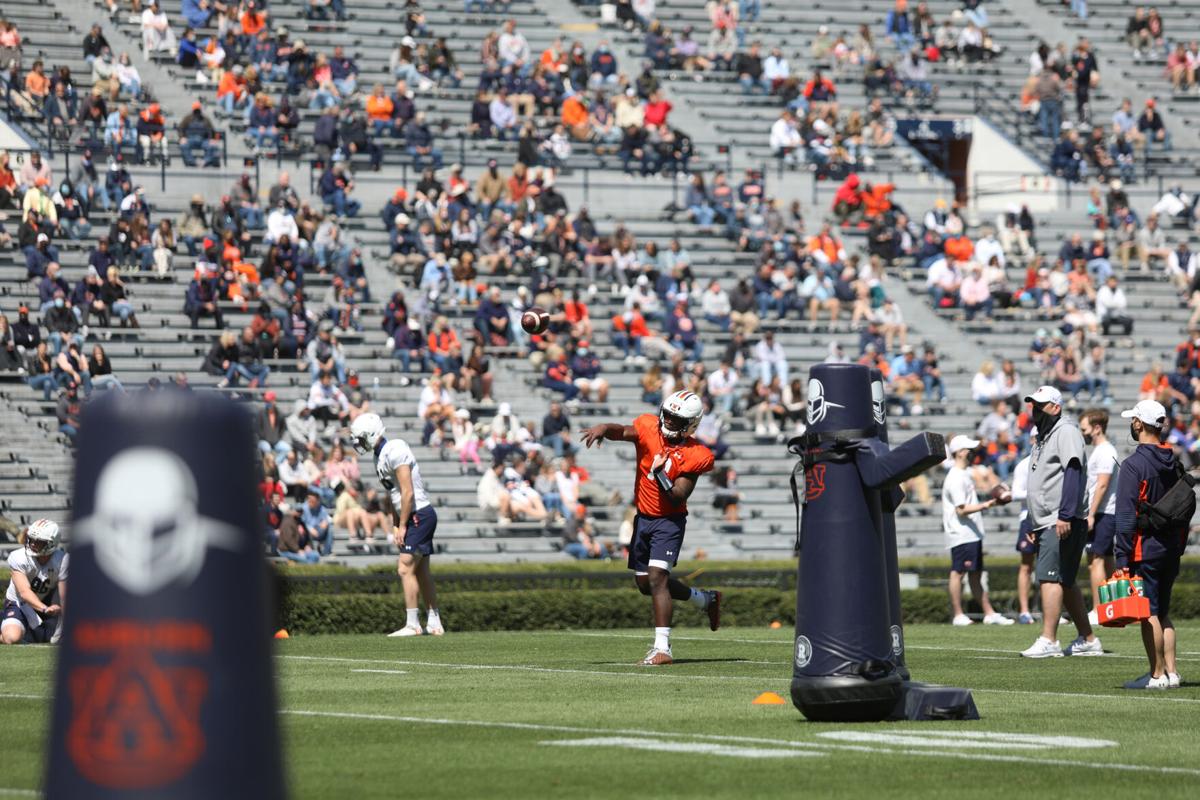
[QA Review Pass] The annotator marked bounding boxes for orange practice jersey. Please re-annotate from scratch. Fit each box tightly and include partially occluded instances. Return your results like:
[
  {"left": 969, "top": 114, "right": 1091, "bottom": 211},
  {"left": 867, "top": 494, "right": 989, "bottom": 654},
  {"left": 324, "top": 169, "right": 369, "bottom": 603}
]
[{"left": 631, "top": 413, "right": 714, "bottom": 517}]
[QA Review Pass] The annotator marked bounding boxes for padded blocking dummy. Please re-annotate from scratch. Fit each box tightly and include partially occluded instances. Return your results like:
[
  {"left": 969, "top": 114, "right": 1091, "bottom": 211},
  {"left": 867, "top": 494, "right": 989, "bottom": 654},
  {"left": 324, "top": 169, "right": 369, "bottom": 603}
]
[
  {"left": 46, "top": 391, "right": 286, "bottom": 799},
  {"left": 870, "top": 368, "right": 908, "bottom": 680},
  {"left": 789, "top": 363, "right": 944, "bottom": 722}
]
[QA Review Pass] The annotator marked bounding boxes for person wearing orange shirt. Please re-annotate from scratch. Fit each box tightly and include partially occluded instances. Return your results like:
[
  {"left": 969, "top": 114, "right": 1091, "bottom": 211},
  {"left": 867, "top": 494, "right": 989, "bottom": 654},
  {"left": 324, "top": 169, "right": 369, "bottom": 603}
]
[
  {"left": 217, "top": 64, "right": 248, "bottom": 114},
  {"left": 581, "top": 392, "right": 720, "bottom": 666},
  {"left": 560, "top": 94, "right": 590, "bottom": 140},
  {"left": 240, "top": 1, "right": 267, "bottom": 39},
  {"left": 863, "top": 182, "right": 895, "bottom": 220},
  {"left": 944, "top": 233, "right": 974, "bottom": 263},
  {"left": 365, "top": 83, "right": 396, "bottom": 136},
  {"left": 24, "top": 60, "right": 50, "bottom": 104}
]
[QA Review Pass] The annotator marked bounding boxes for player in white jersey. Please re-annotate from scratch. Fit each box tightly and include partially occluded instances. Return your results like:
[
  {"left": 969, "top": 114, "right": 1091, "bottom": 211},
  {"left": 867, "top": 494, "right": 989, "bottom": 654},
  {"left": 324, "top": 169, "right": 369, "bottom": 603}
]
[
  {"left": 352, "top": 413, "right": 443, "bottom": 637},
  {"left": 1010, "top": 451, "right": 1036, "bottom": 624},
  {"left": 2, "top": 519, "right": 68, "bottom": 645},
  {"left": 1080, "top": 409, "right": 1120, "bottom": 624}
]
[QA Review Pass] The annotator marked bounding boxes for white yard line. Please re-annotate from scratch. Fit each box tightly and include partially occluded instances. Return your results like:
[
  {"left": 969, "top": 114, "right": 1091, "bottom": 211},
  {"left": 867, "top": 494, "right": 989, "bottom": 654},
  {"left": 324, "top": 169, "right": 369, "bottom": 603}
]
[
  {"left": 0, "top": 789, "right": 38, "bottom": 797},
  {"left": 280, "top": 655, "right": 771, "bottom": 682},
  {"left": 349, "top": 669, "right": 409, "bottom": 675},
  {"left": 282, "top": 709, "right": 1200, "bottom": 777}
]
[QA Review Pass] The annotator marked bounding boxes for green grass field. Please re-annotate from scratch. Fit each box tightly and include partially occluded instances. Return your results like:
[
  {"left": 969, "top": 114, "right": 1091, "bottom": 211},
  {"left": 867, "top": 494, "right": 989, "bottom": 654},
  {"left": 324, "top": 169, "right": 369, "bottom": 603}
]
[{"left": 3, "top": 624, "right": 1200, "bottom": 798}]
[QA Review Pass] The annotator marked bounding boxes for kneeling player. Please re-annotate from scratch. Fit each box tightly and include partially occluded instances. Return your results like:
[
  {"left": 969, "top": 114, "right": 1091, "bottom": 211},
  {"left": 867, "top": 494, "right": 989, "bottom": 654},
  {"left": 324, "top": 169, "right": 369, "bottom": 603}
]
[
  {"left": 582, "top": 391, "right": 721, "bottom": 666},
  {"left": 352, "top": 413, "right": 444, "bottom": 637},
  {"left": 2, "top": 519, "right": 67, "bottom": 645}
]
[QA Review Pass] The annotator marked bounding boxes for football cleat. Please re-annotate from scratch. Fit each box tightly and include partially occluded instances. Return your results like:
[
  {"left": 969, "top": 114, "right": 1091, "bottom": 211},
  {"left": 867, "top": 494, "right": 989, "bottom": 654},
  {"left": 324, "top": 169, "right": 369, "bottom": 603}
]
[
  {"left": 1168, "top": 672, "right": 1182, "bottom": 688},
  {"left": 425, "top": 623, "right": 445, "bottom": 637},
  {"left": 639, "top": 648, "right": 673, "bottom": 666},
  {"left": 387, "top": 625, "right": 424, "bottom": 637},
  {"left": 706, "top": 590, "right": 722, "bottom": 632}
]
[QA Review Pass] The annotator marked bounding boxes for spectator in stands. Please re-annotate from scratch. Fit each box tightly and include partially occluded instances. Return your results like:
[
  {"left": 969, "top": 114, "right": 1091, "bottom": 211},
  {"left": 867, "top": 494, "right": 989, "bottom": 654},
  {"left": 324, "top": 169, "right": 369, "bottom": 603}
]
[
  {"left": 541, "top": 402, "right": 574, "bottom": 459},
  {"left": 1034, "top": 68, "right": 1064, "bottom": 140},
  {"left": 1137, "top": 99, "right": 1169, "bottom": 151},
  {"left": 570, "top": 341, "right": 609, "bottom": 403},
  {"left": 141, "top": 1, "right": 176, "bottom": 55},
  {"left": 477, "top": 461, "right": 513, "bottom": 524},
  {"left": 301, "top": 491, "right": 333, "bottom": 556},
  {"left": 971, "top": 360, "right": 1003, "bottom": 406},
  {"left": 542, "top": 347, "right": 579, "bottom": 401},
  {"left": 57, "top": 381, "right": 82, "bottom": 443},
  {"left": 960, "top": 265, "right": 993, "bottom": 321},
  {"left": 405, "top": 111, "right": 443, "bottom": 171},
  {"left": 753, "top": 330, "right": 788, "bottom": 385}
]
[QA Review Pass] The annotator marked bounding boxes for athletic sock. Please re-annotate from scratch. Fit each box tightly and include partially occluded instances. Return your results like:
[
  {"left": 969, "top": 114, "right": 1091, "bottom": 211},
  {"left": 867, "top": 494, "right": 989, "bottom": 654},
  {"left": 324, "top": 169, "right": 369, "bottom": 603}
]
[
  {"left": 654, "top": 627, "right": 671, "bottom": 652},
  {"left": 426, "top": 608, "right": 441, "bottom": 628},
  {"left": 406, "top": 608, "right": 420, "bottom": 628},
  {"left": 689, "top": 588, "right": 709, "bottom": 609}
]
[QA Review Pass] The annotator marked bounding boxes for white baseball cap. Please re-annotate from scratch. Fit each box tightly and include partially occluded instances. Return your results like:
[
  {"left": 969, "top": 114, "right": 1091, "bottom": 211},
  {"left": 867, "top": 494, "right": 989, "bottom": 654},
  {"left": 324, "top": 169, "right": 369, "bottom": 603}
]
[
  {"left": 948, "top": 435, "right": 981, "bottom": 454},
  {"left": 1121, "top": 399, "right": 1167, "bottom": 428},
  {"left": 1024, "top": 385, "right": 1063, "bottom": 406}
]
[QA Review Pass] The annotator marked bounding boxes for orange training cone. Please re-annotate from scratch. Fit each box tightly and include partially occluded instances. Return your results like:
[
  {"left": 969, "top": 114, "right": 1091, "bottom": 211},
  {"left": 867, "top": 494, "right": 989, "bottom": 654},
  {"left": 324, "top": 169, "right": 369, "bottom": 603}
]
[
  {"left": 274, "top": 629, "right": 290, "bottom": 639},
  {"left": 752, "top": 692, "right": 787, "bottom": 706}
]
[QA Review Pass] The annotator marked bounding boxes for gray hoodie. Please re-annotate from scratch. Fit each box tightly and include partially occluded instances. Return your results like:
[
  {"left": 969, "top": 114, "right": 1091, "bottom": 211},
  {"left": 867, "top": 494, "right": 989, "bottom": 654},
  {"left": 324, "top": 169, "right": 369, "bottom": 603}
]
[{"left": 1027, "top": 414, "right": 1088, "bottom": 529}]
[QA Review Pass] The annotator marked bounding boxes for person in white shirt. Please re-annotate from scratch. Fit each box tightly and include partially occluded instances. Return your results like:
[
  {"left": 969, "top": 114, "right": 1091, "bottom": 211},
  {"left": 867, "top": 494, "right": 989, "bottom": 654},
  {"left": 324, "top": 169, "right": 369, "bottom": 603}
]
[
  {"left": 970, "top": 360, "right": 1001, "bottom": 405},
  {"left": 141, "top": 1, "right": 177, "bottom": 55},
  {"left": 265, "top": 202, "right": 300, "bottom": 245},
  {"left": 1080, "top": 409, "right": 1119, "bottom": 624},
  {"left": 1010, "top": 450, "right": 1037, "bottom": 624},
  {"left": 700, "top": 280, "right": 731, "bottom": 329},
  {"left": 1095, "top": 275, "right": 1131, "bottom": 335},
  {"left": 973, "top": 227, "right": 1006, "bottom": 269},
  {"left": 352, "top": 413, "right": 443, "bottom": 637},
  {"left": 769, "top": 112, "right": 802, "bottom": 165},
  {"left": 706, "top": 361, "right": 739, "bottom": 414},
  {"left": 942, "top": 435, "right": 1013, "bottom": 626},
  {"left": 497, "top": 19, "right": 531, "bottom": 67},
  {"left": 2, "top": 519, "right": 67, "bottom": 645},
  {"left": 762, "top": 47, "right": 790, "bottom": 89},
  {"left": 873, "top": 297, "right": 907, "bottom": 352},
  {"left": 753, "top": 330, "right": 788, "bottom": 385}
]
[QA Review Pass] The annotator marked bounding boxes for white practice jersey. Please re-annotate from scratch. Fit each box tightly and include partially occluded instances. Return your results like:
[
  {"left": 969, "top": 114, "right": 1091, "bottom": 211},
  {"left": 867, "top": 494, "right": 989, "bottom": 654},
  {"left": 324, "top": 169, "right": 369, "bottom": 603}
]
[
  {"left": 376, "top": 438, "right": 431, "bottom": 514},
  {"left": 6, "top": 548, "right": 68, "bottom": 605}
]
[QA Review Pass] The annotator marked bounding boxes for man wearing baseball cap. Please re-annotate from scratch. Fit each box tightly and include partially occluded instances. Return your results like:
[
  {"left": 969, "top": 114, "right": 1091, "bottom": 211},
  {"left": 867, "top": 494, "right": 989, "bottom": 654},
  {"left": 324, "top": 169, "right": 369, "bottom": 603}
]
[
  {"left": 1021, "top": 385, "right": 1102, "bottom": 657},
  {"left": 1114, "top": 399, "right": 1184, "bottom": 689},
  {"left": 942, "top": 435, "right": 1014, "bottom": 626}
]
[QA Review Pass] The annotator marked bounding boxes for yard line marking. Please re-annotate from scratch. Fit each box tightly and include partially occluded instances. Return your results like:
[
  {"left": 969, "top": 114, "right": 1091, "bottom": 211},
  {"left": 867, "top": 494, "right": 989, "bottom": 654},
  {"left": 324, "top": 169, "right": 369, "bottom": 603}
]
[
  {"left": 974, "top": 688, "right": 1200, "bottom": 706},
  {"left": 0, "top": 788, "right": 38, "bottom": 797},
  {"left": 817, "top": 731, "right": 1116, "bottom": 750},
  {"left": 350, "top": 669, "right": 409, "bottom": 675},
  {"left": 0, "top": 693, "right": 47, "bottom": 701},
  {"left": 541, "top": 737, "right": 820, "bottom": 759},
  {"left": 282, "top": 709, "right": 1200, "bottom": 777},
  {"left": 280, "top": 655, "right": 770, "bottom": 682}
]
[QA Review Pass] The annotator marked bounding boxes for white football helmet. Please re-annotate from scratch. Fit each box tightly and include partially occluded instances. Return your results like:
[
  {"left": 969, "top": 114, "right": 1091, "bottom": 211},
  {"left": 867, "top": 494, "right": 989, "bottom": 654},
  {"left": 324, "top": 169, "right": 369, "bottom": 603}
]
[
  {"left": 26, "top": 518, "right": 60, "bottom": 557},
  {"left": 350, "top": 413, "right": 386, "bottom": 454},
  {"left": 660, "top": 391, "right": 703, "bottom": 441}
]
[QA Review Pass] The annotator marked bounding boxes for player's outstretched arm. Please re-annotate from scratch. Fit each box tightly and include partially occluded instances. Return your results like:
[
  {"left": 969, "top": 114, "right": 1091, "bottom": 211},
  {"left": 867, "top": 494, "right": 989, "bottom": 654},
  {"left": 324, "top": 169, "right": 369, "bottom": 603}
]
[{"left": 580, "top": 423, "right": 637, "bottom": 448}]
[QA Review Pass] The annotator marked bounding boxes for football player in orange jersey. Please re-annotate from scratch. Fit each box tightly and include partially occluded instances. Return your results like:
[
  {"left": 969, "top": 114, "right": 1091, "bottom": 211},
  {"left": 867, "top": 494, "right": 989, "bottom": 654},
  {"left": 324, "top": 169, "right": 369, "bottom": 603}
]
[{"left": 581, "top": 391, "right": 721, "bottom": 665}]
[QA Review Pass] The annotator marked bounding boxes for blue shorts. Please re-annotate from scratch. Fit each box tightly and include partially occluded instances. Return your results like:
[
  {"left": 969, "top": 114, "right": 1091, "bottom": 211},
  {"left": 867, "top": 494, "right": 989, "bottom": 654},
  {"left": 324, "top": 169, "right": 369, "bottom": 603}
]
[
  {"left": 1087, "top": 514, "right": 1116, "bottom": 557},
  {"left": 1132, "top": 556, "right": 1181, "bottom": 618},
  {"left": 950, "top": 541, "right": 984, "bottom": 573},
  {"left": 1, "top": 601, "right": 54, "bottom": 644},
  {"left": 628, "top": 513, "right": 687, "bottom": 574},
  {"left": 400, "top": 506, "right": 438, "bottom": 556},
  {"left": 1016, "top": 516, "right": 1036, "bottom": 554}
]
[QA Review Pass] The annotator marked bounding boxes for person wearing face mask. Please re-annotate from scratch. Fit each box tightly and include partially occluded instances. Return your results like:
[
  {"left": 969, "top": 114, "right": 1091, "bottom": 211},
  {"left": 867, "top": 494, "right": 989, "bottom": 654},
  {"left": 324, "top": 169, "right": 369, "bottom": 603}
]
[
  {"left": 1020, "top": 385, "right": 1102, "bottom": 658},
  {"left": 1113, "top": 400, "right": 1186, "bottom": 689},
  {"left": 11, "top": 304, "right": 42, "bottom": 356}
]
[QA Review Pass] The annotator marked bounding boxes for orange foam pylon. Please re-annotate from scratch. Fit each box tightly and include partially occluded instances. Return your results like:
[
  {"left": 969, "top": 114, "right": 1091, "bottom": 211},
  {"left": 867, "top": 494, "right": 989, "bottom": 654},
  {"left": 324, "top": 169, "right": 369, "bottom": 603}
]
[
  {"left": 769, "top": 621, "right": 782, "bottom": 629},
  {"left": 752, "top": 691, "right": 787, "bottom": 706},
  {"left": 274, "top": 629, "right": 290, "bottom": 639}
]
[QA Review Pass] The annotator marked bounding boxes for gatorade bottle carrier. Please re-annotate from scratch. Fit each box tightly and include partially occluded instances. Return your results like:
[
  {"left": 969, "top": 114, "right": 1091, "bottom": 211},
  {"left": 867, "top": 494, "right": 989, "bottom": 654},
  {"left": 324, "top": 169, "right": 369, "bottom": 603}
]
[{"left": 1096, "top": 569, "right": 1152, "bottom": 628}]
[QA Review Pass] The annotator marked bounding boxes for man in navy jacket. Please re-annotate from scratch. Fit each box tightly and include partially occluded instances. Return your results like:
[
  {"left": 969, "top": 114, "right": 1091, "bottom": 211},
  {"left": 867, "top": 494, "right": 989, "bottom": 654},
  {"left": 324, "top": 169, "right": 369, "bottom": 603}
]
[{"left": 1114, "top": 400, "right": 1186, "bottom": 689}]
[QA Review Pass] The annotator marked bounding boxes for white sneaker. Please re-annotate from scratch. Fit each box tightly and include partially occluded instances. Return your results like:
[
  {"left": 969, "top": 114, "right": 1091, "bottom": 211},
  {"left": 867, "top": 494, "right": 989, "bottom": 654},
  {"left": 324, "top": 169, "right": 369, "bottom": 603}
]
[
  {"left": 1168, "top": 672, "right": 1182, "bottom": 688},
  {"left": 982, "top": 613, "right": 1015, "bottom": 626},
  {"left": 387, "top": 625, "right": 424, "bottom": 637},
  {"left": 425, "top": 622, "right": 445, "bottom": 636},
  {"left": 951, "top": 614, "right": 973, "bottom": 626},
  {"left": 1021, "top": 636, "right": 1064, "bottom": 658},
  {"left": 1063, "top": 636, "right": 1103, "bottom": 656},
  {"left": 1087, "top": 609, "right": 1099, "bottom": 626},
  {"left": 1124, "top": 673, "right": 1169, "bottom": 690},
  {"left": 755, "top": 424, "right": 767, "bottom": 436}
]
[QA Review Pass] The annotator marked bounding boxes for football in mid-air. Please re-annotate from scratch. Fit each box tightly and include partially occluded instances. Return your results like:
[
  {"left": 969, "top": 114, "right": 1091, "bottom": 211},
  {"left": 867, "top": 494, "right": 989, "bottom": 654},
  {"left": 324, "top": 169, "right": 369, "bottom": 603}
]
[
  {"left": 990, "top": 484, "right": 1012, "bottom": 505},
  {"left": 521, "top": 306, "right": 550, "bottom": 334}
]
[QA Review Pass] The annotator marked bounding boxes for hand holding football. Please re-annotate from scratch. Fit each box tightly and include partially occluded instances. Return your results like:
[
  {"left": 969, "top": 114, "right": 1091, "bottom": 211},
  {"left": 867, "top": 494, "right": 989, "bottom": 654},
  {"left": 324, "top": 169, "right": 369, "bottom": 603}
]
[{"left": 989, "top": 484, "right": 1012, "bottom": 505}]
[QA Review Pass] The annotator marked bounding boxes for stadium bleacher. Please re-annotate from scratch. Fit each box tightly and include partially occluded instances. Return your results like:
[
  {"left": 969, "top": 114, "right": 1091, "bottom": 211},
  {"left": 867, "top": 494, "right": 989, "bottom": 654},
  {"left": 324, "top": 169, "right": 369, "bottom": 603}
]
[{"left": 1, "top": 0, "right": 1198, "bottom": 570}]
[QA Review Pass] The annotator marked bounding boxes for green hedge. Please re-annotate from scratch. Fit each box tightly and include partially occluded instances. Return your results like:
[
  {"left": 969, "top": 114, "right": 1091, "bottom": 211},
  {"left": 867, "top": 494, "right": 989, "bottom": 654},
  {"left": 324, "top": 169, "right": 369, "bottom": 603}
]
[{"left": 279, "top": 585, "right": 1200, "bottom": 635}]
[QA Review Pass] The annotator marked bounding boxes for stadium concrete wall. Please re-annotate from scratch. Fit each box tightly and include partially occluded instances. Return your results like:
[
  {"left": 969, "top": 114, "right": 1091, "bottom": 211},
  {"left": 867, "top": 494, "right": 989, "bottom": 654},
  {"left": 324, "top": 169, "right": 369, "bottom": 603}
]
[{"left": 968, "top": 116, "right": 1062, "bottom": 214}]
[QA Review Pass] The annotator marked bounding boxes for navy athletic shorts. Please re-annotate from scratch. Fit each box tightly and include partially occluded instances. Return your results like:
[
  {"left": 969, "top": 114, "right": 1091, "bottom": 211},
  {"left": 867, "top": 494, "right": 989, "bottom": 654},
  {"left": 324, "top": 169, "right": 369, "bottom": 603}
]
[
  {"left": 400, "top": 506, "right": 438, "bottom": 556},
  {"left": 628, "top": 513, "right": 687, "bottom": 573},
  {"left": 950, "top": 541, "right": 984, "bottom": 573},
  {"left": 1016, "top": 515, "right": 1036, "bottom": 554},
  {"left": 1087, "top": 513, "right": 1116, "bottom": 557},
  {"left": 1132, "top": 556, "right": 1181, "bottom": 618},
  {"left": 1, "top": 601, "right": 55, "bottom": 643}
]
